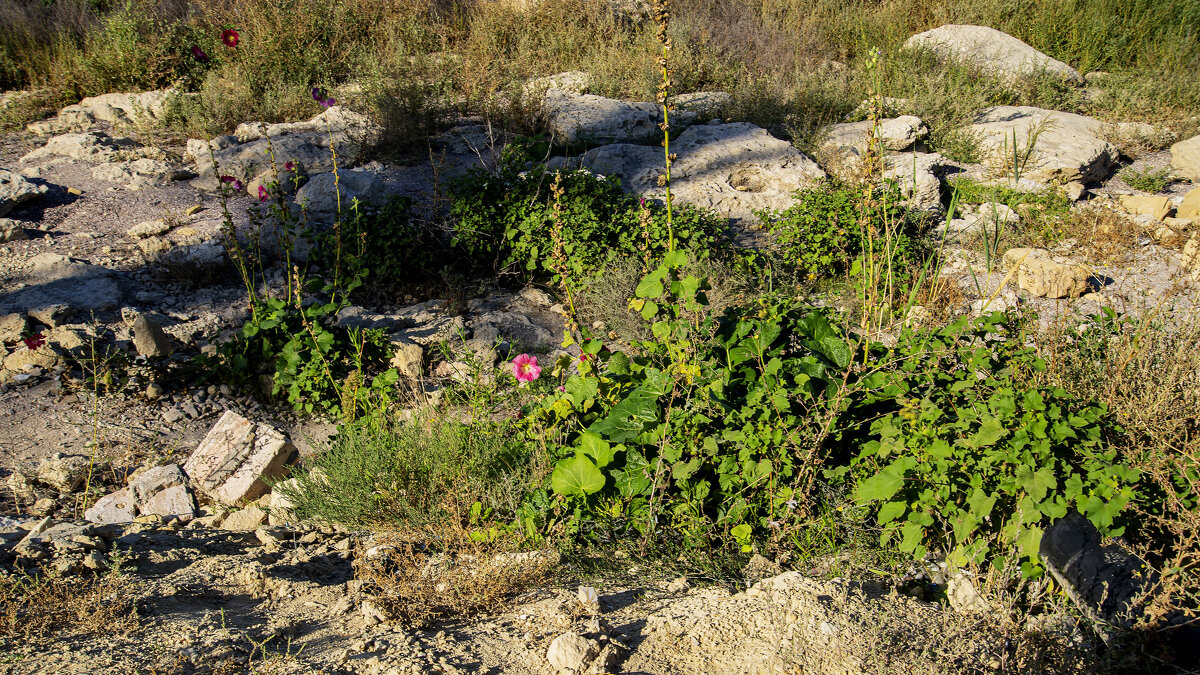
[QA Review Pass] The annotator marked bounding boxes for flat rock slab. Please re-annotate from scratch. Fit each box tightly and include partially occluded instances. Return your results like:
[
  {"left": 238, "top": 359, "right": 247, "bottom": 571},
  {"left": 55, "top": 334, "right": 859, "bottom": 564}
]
[
  {"left": 820, "top": 115, "right": 928, "bottom": 159},
  {"left": 0, "top": 169, "right": 49, "bottom": 217},
  {"left": 183, "top": 411, "right": 298, "bottom": 506},
  {"left": 558, "top": 122, "right": 825, "bottom": 226},
  {"left": 544, "top": 89, "right": 695, "bottom": 146},
  {"left": 964, "top": 106, "right": 1118, "bottom": 186},
  {"left": 0, "top": 252, "right": 123, "bottom": 323},
  {"left": 1003, "top": 247, "right": 1091, "bottom": 298},
  {"left": 20, "top": 131, "right": 135, "bottom": 162},
  {"left": 27, "top": 89, "right": 176, "bottom": 135},
  {"left": 905, "top": 24, "right": 1084, "bottom": 84},
  {"left": 188, "top": 106, "right": 381, "bottom": 189}
]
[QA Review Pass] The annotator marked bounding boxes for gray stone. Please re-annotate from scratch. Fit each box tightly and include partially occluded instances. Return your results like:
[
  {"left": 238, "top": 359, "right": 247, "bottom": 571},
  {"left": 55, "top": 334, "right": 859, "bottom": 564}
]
[
  {"left": 221, "top": 506, "right": 267, "bottom": 531},
  {"left": 820, "top": 115, "right": 929, "bottom": 159},
  {"left": 559, "top": 122, "right": 825, "bottom": 226},
  {"left": 20, "top": 131, "right": 133, "bottom": 162},
  {"left": 547, "top": 632, "right": 599, "bottom": 674},
  {"left": 883, "top": 152, "right": 948, "bottom": 210},
  {"left": 522, "top": 71, "right": 591, "bottom": 102},
  {"left": 544, "top": 89, "right": 695, "bottom": 145},
  {"left": 189, "top": 106, "right": 381, "bottom": 188},
  {"left": 29, "top": 89, "right": 176, "bottom": 135},
  {"left": 0, "top": 252, "right": 123, "bottom": 321},
  {"left": 964, "top": 106, "right": 1119, "bottom": 186},
  {"left": 132, "top": 314, "right": 173, "bottom": 358},
  {"left": 0, "top": 313, "right": 27, "bottom": 344},
  {"left": 36, "top": 455, "right": 90, "bottom": 493},
  {"left": 183, "top": 411, "right": 298, "bottom": 505},
  {"left": 84, "top": 464, "right": 196, "bottom": 524},
  {"left": 0, "top": 218, "right": 30, "bottom": 243},
  {"left": 905, "top": 24, "right": 1084, "bottom": 85},
  {"left": 84, "top": 488, "right": 136, "bottom": 524},
  {"left": 0, "top": 169, "right": 48, "bottom": 217},
  {"left": 92, "top": 159, "right": 179, "bottom": 185},
  {"left": 294, "top": 169, "right": 387, "bottom": 224},
  {"left": 672, "top": 91, "right": 732, "bottom": 119},
  {"left": 389, "top": 338, "right": 424, "bottom": 379},
  {"left": 1003, "top": 247, "right": 1091, "bottom": 298}
]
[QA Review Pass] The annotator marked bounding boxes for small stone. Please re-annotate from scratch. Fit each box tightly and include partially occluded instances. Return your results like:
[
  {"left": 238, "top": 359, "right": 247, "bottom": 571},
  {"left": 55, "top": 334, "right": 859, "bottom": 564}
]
[
  {"left": 36, "top": 455, "right": 90, "bottom": 493},
  {"left": 146, "top": 382, "right": 166, "bottom": 399},
  {"left": 67, "top": 187, "right": 83, "bottom": 196},
  {"left": 362, "top": 600, "right": 387, "bottom": 626},
  {"left": 666, "top": 576, "right": 690, "bottom": 593},
  {"left": 132, "top": 314, "right": 173, "bottom": 358},
  {"left": 577, "top": 586, "right": 600, "bottom": 615},
  {"left": 1119, "top": 194, "right": 1173, "bottom": 222},
  {"left": 947, "top": 573, "right": 991, "bottom": 613},
  {"left": 127, "top": 219, "right": 170, "bottom": 239},
  {"left": 185, "top": 205, "right": 203, "bottom": 216},
  {"left": 547, "top": 632, "right": 599, "bottom": 674},
  {"left": 1002, "top": 248, "right": 1091, "bottom": 298},
  {"left": 162, "top": 407, "right": 185, "bottom": 424}
]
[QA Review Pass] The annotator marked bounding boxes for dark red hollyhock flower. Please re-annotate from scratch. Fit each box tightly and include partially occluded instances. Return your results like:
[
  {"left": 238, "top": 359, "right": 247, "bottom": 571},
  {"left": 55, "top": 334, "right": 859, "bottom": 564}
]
[
  {"left": 219, "top": 175, "right": 243, "bottom": 192},
  {"left": 23, "top": 333, "right": 45, "bottom": 351},
  {"left": 221, "top": 29, "right": 239, "bottom": 48},
  {"left": 191, "top": 45, "right": 209, "bottom": 62}
]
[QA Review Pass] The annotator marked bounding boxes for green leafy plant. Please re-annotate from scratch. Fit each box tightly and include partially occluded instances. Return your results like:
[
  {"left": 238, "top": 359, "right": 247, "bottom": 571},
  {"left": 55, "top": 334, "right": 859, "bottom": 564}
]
[
  {"left": 1120, "top": 165, "right": 1173, "bottom": 193},
  {"left": 840, "top": 312, "right": 1141, "bottom": 578},
  {"left": 450, "top": 161, "right": 728, "bottom": 283},
  {"left": 328, "top": 195, "right": 440, "bottom": 284},
  {"left": 757, "top": 179, "right": 921, "bottom": 283}
]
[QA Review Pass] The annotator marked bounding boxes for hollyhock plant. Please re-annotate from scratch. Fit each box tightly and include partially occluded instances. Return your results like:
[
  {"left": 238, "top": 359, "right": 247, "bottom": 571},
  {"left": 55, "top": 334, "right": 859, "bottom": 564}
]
[
  {"left": 221, "top": 29, "right": 239, "bottom": 48},
  {"left": 284, "top": 161, "right": 295, "bottom": 172},
  {"left": 219, "top": 175, "right": 243, "bottom": 192},
  {"left": 258, "top": 185, "right": 269, "bottom": 201},
  {"left": 190, "top": 45, "right": 209, "bottom": 62},
  {"left": 512, "top": 354, "right": 541, "bottom": 383}
]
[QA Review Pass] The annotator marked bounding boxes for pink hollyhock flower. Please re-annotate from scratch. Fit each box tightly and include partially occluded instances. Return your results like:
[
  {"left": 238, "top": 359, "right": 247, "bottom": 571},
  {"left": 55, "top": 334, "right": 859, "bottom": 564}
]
[
  {"left": 219, "top": 175, "right": 243, "bottom": 192},
  {"left": 512, "top": 354, "right": 541, "bottom": 383},
  {"left": 190, "top": 45, "right": 209, "bottom": 62},
  {"left": 221, "top": 29, "right": 239, "bottom": 48},
  {"left": 258, "top": 185, "right": 269, "bottom": 202},
  {"left": 23, "top": 333, "right": 45, "bottom": 351}
]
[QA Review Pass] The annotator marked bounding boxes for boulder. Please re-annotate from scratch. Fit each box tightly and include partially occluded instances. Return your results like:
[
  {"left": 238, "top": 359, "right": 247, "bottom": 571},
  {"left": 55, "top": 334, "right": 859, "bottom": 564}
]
[
  {"left": 0, "top": 169, "right": 48, "bottom": 217},
  {"left": 1003, "top": 247, "right": 1091, "bottom": 298},
  {"left": 905, "top": 25, "right": 1084, "bottom": 85},
  {"left": 3, "top": 344, "right": 61, "bottom": 372},
  {"left": 1, "top": 218, "right": 30, "bottom": 243},
  {"left": 0, "top": 313, "right": 28, "bottom": 344},
  {"left": 0, "top": 252, "right": 124, "bottom": 321},
  {"left": 558, "top": 122, "right": 825, "bottom": 225},
  {"left": 84, "top": 464, "right": 196, "bottom": 524},
  {"left": 221, "top": 506, "right": 268, "bottom": 531},
  {"left": 1170, "top": 134, "right": 1200, "bottom": 183},
  {"left": 883, "top": 152, "right": 947, "bottom": 210},
  {"left": 1118, "top": 194, "right": 1173, "bottom": 222},
  {"left": 20, "top": 131, "right": 134, "bottom": 162},
  {"left": 389, "top": 338, "right": 424, "bottom": 379},
  {"left": 522, "top": 71, "right": 591, "bottom": 103},
  {"left": 964, "top": 106, "right": 1119, "bottom": 186},
  {"left": 672, "top": 91, "right": 733, "bottom": 120},
  {"left": 28, "top": 89, "right": 176, "bottom": 135},
  {"left": 820, "top": 115, "right": 928, "bottom": 160},
  {"left": 544, "top": 89, "right": 695, "bottom": 145},
  {"left": 293, "top": 168, "right": 387, "bottom": 224},
  {"left": 183, "top": 411, "right": 298, "bottom": 505},
  {"left": 91, "top": 158, "right": 183, "bottom": 185},
  {"left": 189, "top": 106, "right": 381, "bottom": 188}
]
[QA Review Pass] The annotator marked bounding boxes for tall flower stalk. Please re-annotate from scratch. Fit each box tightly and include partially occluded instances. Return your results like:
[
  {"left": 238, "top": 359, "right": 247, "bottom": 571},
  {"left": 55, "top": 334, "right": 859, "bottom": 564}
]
[{"left": 653, "top": 0, "right": 676, "bottom": 253}]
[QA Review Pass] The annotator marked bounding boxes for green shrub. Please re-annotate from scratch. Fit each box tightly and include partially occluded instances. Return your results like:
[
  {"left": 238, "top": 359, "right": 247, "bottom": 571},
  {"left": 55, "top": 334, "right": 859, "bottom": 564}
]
[
  {"left": 449, "top": 159, "right": 730, "bottom": 282},
  {"left": 756, "top": 179, "right": 921, "bottom": 282},
  {"left": 838, "top": 312, "right": 1141, "bottom": 578},
  {"left": 277, "top": 412, "right": 535, "bottom": 528},
  {"left": 329, "top": 196, "right": 441, "bottom": 285},
  {"left": 525, "top": 255, "right": 1148, "bottom": 579},
  {"left": 1120, "top": 166, "right": 1173, "bottom": 193}
]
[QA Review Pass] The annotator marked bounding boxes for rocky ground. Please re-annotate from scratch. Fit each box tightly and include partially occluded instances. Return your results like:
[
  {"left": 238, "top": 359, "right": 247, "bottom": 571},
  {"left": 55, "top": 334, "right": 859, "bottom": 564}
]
[{"left": 2, "top": 22, "right": 1200, "bottom": 675}]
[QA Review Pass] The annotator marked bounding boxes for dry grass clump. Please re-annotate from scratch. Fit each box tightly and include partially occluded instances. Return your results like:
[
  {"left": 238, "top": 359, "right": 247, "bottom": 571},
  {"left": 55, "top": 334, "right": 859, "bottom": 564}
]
[
  {"left": 1035, "top": 306, "right": 1200, "bottom": 631},
  {"left": 0, "top": 564, "right": 138, "bottom": 641},
  {"left": 354, "top": 533, "right": 558, "bottom": 628}
]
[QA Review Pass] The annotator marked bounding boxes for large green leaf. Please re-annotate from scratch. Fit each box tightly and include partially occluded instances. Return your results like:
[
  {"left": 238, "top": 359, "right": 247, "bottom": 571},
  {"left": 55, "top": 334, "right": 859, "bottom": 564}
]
[
  {"left": 551, "top": 454, "right": 605, "bottom": 497},
  {"left": 855, "top": 462, "right": 907, "bottom": 503},
  {"left": 587, "top": 369, "right": 669, "bottom": 442}
]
